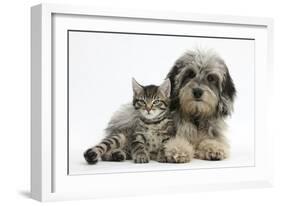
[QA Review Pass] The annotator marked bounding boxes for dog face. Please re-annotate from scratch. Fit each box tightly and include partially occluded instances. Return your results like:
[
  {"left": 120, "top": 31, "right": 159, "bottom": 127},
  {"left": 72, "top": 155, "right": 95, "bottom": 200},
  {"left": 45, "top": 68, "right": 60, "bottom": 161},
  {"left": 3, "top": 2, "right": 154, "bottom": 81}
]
[{"left": 167, "top": 49, "right": 236, "bottom": 118}]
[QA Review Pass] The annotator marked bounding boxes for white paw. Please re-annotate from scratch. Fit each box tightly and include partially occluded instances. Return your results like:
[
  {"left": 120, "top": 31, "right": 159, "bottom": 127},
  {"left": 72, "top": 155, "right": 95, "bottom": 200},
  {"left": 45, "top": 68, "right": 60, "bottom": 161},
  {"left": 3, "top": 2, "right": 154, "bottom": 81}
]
[
  {"left": 163, "top": 138, "right": 194, "bottom": 163},
  {"left": 195, "top": 139, "right": 229, "bottom": 161}
]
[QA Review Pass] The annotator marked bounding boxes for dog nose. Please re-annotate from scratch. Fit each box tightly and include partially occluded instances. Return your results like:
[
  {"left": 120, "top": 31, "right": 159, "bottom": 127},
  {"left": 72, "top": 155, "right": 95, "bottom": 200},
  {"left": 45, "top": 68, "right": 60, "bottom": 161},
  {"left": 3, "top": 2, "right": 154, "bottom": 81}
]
[{"left": 192, "top": 88, "right": 203, "bottom": 98}]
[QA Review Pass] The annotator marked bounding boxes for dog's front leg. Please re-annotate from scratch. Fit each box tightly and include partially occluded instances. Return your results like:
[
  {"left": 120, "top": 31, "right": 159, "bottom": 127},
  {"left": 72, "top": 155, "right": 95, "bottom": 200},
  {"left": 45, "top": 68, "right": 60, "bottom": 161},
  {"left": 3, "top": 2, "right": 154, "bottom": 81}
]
[
  {"left": 162, "top": 120, "right": 197, "bottom": 163},
  {"left": 163, "top": 136, "right": 194, "bottom": 163},
  {"left": 195, "top": 138, "right": 229, "bottom": 161}
]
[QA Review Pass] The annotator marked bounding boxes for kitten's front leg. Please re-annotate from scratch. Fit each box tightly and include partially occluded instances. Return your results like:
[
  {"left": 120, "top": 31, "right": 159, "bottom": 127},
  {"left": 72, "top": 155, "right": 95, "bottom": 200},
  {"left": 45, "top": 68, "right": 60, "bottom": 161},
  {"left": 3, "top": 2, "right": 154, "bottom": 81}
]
[
  {"left": 131, "top": 133, "right": 150, "bottom": 163},
  {"left": 156, "top": 147, "right": 167, "bottom": 163},
  {"left": 156, "top": 136, "right": 170, "bottom": 163}
]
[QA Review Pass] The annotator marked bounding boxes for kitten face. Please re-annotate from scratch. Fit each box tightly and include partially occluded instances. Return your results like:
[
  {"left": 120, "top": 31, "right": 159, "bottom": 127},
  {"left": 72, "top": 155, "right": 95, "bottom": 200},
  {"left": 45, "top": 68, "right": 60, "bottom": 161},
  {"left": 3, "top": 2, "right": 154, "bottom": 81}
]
[
  {"left": 135, "top": 96, "right": 166, "bottom": 119},
  {"left": 132, "top": 78, "right": 171, "bottom": 120}
]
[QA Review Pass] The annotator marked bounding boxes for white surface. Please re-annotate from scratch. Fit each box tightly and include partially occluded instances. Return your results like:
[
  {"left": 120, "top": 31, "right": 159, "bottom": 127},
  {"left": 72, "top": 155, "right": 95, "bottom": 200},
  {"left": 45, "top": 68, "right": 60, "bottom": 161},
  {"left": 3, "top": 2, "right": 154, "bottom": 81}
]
[
  {"left": 68, "top": 31, "right": 255, "bottom": 175},
  {"left": 1, "top": 0, "right": 281, "bottom": 206},
  {"left": 70, "top": 148, "right": 254, "bottom": 175}
]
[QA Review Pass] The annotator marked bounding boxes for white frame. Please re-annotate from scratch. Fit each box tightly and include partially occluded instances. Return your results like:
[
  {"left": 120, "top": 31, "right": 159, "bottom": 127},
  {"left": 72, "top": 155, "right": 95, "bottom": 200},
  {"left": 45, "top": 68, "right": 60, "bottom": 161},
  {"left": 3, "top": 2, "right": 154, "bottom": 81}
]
[{"left": 31, "top": 3, "right": 274, "bottom": 202}]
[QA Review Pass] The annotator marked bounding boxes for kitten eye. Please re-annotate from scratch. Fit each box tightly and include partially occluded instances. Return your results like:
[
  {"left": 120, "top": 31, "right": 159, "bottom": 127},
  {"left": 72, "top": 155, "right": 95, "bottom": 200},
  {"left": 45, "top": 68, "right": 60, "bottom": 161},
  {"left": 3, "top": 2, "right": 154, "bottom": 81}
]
[
  {"left": 137, "top": 100, "right": 146, "bottom": 105},
  {"left": 153, "top": 100, "right": 161, "bottom": 105},
  {"left": 207, "top": 74, "right": 218, "bottom": 83}
]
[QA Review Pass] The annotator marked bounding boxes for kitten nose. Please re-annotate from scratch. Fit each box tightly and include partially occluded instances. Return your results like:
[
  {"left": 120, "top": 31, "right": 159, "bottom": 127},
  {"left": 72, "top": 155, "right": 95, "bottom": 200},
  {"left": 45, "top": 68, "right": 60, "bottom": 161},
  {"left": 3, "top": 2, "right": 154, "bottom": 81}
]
[
  {"left": 146, "top": 107, "right": 151, "bottom": 113},
  {"left": 192, "top": 88, "right": 203, "bottom": 99}
]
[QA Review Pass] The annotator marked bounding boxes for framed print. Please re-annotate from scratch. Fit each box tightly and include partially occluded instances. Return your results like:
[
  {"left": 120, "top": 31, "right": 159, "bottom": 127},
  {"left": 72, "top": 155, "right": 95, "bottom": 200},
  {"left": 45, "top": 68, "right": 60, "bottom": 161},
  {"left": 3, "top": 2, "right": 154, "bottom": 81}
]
[{"left": 31, "top": 3, "right": 274, "bottom": 201}]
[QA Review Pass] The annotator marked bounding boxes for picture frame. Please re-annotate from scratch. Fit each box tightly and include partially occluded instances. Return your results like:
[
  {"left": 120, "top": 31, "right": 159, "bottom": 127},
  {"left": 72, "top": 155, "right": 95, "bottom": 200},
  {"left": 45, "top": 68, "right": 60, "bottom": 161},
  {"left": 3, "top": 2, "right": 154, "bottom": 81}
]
[{"left": 31, "top": 3, "right": 274, "bottom": 201}]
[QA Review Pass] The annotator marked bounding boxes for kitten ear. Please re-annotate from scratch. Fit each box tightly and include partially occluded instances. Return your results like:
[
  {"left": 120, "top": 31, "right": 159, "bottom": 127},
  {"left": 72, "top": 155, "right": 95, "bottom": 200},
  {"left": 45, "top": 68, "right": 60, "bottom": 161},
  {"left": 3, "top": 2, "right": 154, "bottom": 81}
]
[
  {"left": 158, "top": 79, "right": 171, "bottom": 98},
  {"left": 132, "top": 78, "right": 143, "bottom": 95}
]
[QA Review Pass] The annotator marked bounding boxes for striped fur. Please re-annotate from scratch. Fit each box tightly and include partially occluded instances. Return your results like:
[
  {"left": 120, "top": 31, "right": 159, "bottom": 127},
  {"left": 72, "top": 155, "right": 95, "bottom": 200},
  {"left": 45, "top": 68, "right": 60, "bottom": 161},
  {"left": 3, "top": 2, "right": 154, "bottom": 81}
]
[{"left": 84, "top": 79, "right": 176, "bottom": 164}]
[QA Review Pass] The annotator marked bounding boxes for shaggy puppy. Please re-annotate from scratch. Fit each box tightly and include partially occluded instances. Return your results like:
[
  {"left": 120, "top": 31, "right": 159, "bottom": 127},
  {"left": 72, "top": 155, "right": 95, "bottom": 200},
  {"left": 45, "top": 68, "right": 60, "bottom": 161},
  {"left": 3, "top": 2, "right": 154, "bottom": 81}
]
[{"left": 163, "top": 49, "right": 236, "bottom": 163}]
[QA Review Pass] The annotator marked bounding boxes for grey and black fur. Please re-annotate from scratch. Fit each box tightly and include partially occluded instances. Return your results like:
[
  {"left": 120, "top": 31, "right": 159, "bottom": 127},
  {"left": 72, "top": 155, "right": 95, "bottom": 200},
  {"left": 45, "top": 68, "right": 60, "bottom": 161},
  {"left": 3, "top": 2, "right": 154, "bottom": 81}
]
[
  {"left": 162, "top": 49, "right": 236, "bottom": 163},
  {"left": 84, "top": 78, "right": 176, "bottom": 164}
]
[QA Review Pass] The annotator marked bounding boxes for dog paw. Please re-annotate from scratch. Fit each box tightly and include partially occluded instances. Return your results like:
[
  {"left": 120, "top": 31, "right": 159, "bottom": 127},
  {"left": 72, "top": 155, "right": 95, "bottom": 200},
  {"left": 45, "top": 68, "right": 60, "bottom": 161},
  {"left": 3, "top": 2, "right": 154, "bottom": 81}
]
[
  {"left": 133, "top": 152, "right": 150, "bottom": 163},
  {"left": 165, "top": 148, "right": 193, "bottom": 163},
  {"left": 195, "top": 139, "right": 229, "bottom": 161},
  {"left": 163, "top": 138, "right": 194, "bottom": 163},
  {"left": 84, "top": 148, "right": 99, "bottom": 164}
]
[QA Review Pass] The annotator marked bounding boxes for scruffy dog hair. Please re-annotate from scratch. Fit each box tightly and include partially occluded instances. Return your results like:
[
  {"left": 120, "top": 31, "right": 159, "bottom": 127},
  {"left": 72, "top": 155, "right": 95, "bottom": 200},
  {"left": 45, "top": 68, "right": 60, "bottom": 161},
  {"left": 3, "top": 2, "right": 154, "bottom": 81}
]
[{"left": 163, "top": 49, "right": 236, "bottom": 163}]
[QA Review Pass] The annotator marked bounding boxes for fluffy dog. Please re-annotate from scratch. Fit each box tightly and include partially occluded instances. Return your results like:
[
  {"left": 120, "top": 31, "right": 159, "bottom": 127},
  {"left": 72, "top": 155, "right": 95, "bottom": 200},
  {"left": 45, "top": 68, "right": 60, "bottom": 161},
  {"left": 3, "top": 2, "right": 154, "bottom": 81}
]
[{"left": 163, "top": 49, "right": 236, "bottom": 163}]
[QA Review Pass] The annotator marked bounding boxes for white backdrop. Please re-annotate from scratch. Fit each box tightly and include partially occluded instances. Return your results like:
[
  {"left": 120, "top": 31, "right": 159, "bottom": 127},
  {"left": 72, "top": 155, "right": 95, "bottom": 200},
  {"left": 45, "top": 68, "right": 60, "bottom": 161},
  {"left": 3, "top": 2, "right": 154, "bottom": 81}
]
[
  {"left": 1, "top": 0, "right": 281, "bottom": 205},
  {"left": 68, "top": 31, "right": 255, "bottom": 174}
]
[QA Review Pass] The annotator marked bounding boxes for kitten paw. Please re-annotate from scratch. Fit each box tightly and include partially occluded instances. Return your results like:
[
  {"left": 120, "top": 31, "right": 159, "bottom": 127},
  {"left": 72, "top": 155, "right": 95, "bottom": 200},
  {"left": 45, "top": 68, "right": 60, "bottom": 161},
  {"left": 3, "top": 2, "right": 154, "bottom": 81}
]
[
  {"left": 156, "top": 156, "right": 167, "bottom": 163},
  {"left": 134, "top": 152, "right": 150, "bottom": 163},
  {"left": 84, "top": 148, "right": 99, "bottom": 164},
  {"left": 156, "top": 151, "right": 168, "bottom": 163},
  {"left": 111, "top": 150, "right": 126, "bottom": 161}
]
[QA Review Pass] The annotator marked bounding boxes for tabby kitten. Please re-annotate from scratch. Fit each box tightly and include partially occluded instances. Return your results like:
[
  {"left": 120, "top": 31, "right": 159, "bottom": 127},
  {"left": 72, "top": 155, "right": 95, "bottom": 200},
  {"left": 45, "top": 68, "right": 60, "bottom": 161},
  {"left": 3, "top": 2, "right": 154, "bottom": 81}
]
[{"left": 84, "top": 78, "right": 175, "bottom": 164}]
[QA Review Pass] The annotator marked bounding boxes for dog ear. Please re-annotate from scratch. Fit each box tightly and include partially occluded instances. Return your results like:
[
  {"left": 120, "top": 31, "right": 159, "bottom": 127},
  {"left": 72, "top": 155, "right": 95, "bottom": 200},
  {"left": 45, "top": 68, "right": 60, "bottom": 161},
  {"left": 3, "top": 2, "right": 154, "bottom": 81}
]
[
  {"left": 217, "top": 68, "right": 236, "bottom": 117},
  {"left": 222, "top": 69, "right": 236, "bottom": 101},
  {"left": 166, "top": 61, "right": 184, "bottom": 98},
  {"left": 166, "top": 61, "right": 184, "bottom": 111}
]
